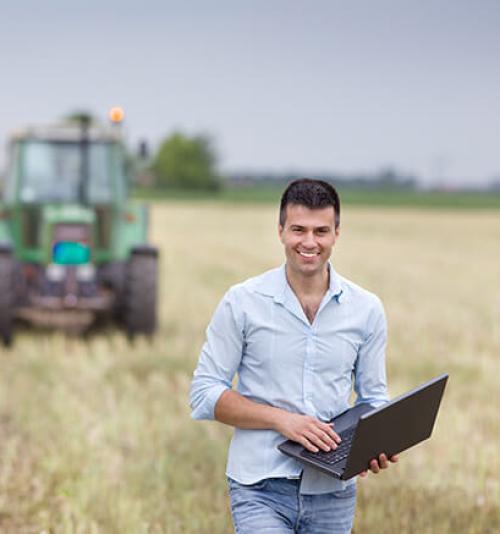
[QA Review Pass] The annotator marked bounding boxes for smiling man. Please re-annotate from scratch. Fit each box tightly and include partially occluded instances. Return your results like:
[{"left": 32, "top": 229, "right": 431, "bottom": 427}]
[{"left": 190, "top": 179, "right": 397, "bottom": 533}]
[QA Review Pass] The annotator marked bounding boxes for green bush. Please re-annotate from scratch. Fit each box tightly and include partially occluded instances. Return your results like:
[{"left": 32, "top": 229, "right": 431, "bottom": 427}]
[{"left": 152, "top": 132, "right": 221, "bottom": 191}]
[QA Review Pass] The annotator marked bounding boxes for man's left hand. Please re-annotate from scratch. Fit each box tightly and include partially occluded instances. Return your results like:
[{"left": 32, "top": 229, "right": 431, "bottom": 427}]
[{"left": 359, "top": 453, "right": 399, "bottom": 477}]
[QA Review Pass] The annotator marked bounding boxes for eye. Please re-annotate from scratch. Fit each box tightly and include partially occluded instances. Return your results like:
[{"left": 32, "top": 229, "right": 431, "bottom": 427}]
[{"left": 316, "top": 228, "right": 330, "bottom": 235}]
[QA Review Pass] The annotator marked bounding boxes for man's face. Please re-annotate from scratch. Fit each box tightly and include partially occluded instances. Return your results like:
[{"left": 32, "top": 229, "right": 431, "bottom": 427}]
[{"left": 279, "top": 203, "right": 339, "bottom": 278}]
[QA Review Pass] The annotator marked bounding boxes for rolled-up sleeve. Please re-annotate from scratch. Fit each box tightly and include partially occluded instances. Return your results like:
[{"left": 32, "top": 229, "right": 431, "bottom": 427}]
[
  {"left": 354, "top": 298, "right": 389, "bottom": 408},
  {"left": 190, "top": 288, "right": 244, "bottom": 420}
]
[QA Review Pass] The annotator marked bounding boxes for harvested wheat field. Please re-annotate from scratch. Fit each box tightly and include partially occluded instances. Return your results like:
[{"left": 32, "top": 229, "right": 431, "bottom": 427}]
[{"left": 0, "top": 201, "right": 498, "bottom": 533}]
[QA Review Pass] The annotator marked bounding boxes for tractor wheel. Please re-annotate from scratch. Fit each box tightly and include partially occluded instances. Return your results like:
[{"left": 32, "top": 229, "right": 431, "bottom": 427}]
[
  {"left": 123, "top": 252, "right": 158, "bottom": 338},
  {"left": 0, "top": 253, "right": 15, "bottom": 346}
]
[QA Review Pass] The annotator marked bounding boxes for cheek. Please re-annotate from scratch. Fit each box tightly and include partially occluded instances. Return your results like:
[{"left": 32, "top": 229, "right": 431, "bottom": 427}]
[
  {"left": 320, "top": 239, "right": 335, "bottom": 252},
  {"left": 283, "top": 236, "right": 298, "bottom": 248}
]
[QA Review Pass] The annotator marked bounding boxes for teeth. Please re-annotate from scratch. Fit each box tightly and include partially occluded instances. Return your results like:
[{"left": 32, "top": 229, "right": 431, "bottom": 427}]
[{"left": 299, "top": 252, "right": 317, "bottom": 257}]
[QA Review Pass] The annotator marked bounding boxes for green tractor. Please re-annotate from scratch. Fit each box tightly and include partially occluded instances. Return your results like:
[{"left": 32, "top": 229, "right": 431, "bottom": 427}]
[{"left": 0, "top": 113, "right": 158, "bottom": 345}]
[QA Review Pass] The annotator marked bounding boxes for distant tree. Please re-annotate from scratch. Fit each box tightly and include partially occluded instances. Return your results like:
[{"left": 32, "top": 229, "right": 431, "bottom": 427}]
[{"left": 152, "top": 132, "right": 221, "bottom": 191}]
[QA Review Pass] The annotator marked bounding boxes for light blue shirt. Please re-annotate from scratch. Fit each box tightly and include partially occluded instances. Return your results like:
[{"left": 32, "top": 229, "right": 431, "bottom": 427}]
[{"left": 190, "top": 263, "right": 388, "bottom": 494}]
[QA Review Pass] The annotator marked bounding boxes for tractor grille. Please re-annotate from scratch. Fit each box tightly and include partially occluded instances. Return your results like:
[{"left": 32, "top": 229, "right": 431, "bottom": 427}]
[{"left": 53, "top": 224, "right": 91, "bottom": 245}]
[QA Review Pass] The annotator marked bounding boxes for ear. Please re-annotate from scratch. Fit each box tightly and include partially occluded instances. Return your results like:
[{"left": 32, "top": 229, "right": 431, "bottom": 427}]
[{"left": 278, "top": 223, "right": 284, "bottom": 243}]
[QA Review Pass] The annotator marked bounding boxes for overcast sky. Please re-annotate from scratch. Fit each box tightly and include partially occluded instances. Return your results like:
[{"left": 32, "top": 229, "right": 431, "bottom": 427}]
[{"left": 1, "top": 0, "right": 499, "bottom": 186}]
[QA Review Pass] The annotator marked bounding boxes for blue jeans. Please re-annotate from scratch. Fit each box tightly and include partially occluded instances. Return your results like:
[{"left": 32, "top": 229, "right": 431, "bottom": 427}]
[{"left": 228, "top": 477, "right": 357, "bottom": 534}]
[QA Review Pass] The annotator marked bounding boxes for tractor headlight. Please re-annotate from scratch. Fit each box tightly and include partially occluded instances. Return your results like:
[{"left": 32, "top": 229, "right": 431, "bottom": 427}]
[
  {"left": 46, "top": 263, "right": 66, "bottom": 282},
  {"left": 76, "top": 263, "right": 96, "bottom": 282}
]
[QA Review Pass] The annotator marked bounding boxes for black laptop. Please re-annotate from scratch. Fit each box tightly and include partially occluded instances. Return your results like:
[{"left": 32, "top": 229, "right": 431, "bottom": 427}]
[{"left": 278, "top": 373, "right": 448, "bottom": 480}]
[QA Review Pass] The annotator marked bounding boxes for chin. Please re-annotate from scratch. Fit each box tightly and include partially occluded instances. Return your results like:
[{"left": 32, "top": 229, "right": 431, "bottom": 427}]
[
  {"left": 295, "top": 263, "right": 325, "bottom": 276},
  {"left": 287, "top": 254, "right": 328, "bottom": 276}
]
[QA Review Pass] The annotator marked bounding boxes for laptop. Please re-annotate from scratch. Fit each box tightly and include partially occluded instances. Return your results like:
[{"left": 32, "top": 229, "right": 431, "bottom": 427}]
[{"left": 278, "top": 373, "right": 448, "bottom": 480}]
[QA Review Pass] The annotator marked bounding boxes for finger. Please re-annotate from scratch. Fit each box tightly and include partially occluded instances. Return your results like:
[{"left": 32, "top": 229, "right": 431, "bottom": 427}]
[
  {"left": 312, "top": 426, "right": 338, "bottom": 448},
  {"left": 319, "top": 422, "right": 341, "bottom": 444},
  {"left": 306, "top": 422, "right": 337, "bottom": 447},
  {"left": 316, "top": 430, "right": 338, "bottom": 449},
  {"left": 369, "top": 459, "right": 380, "bottom": 474},
  {"left": 359, "top": 470, "right": 368, "bottom": 478},
  {"left": 390, "top": 454, "right": 399, "bottom": 463},
  {"left": 299, "top": 436, "right": 319, "bottom": 453},
  {"left": 378, "top": 453, "right": 389, "bottom": 469},
  {"left": 304, "top": 431, "right": 332, "bottom": 452}
]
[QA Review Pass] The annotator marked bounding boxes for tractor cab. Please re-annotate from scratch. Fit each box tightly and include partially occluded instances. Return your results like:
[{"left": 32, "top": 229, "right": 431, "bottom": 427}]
[
  {"left": 4, "top": 125, "right": 126, "bottom": 265},
  {"left": 8, "top": 131, "right": 124, "bottom": 205}
]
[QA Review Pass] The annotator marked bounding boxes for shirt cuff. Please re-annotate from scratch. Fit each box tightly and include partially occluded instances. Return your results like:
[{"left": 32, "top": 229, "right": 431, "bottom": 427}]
[{"left": 191, "top": 383, "right": 230, "bottom": 421}]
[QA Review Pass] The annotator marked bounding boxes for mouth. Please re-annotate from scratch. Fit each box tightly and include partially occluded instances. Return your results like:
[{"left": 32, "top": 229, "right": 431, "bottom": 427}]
[{"left": 298, "top": 251, "right": 320, "bottom": 258}]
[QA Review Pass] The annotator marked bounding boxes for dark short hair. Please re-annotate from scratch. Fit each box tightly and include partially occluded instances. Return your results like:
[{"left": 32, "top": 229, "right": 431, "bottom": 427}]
[{"left": 279, "top": 178, "right": 340, "bottom": 228}]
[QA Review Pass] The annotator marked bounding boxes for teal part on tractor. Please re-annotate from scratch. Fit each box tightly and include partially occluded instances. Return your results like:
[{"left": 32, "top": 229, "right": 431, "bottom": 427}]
[{"left": 53, "top": 241, "right": 90, "bottom": 265}]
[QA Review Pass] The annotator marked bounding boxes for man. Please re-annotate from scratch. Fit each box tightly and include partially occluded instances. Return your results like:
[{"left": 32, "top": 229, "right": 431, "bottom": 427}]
[{"left": 190, "top": 179, "right": 397, "bottom": 533}]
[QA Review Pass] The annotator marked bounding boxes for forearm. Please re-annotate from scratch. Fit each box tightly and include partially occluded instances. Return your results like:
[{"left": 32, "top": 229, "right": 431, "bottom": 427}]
[
  {"left": 214, "top": 389, "right": 341, "bottom": 452},
  {"left": 214, "top": 389, "right": 284, "bottom": 431},
  {"left": 355, "top": 305, "right": 389, "bottom": 406}
]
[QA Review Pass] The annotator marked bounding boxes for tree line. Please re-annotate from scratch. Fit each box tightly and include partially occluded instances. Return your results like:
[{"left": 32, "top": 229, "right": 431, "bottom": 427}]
[{"left": 145, "top": 132, "right": 418, "bottom": 192}]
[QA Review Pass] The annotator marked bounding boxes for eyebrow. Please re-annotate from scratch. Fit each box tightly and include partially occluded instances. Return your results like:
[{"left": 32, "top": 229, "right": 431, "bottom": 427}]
[{"left": 289, "top": 224, "right": 331, "bottom": 231}]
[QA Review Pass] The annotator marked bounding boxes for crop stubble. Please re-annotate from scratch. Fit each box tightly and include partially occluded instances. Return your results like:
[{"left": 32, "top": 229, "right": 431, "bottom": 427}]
[{"left": 0, "top": 202, "right": 498, "bottom": 533}]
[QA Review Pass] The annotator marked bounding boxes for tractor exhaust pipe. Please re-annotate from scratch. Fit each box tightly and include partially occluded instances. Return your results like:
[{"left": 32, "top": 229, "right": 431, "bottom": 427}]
[{"left": 78, "top": 114, "right": 91, "bottom": 205}]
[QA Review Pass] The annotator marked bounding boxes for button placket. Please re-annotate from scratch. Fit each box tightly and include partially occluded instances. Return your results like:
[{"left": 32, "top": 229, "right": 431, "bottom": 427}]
[{"left": 303, "top": 328, "right": 316, "bottom": 411}]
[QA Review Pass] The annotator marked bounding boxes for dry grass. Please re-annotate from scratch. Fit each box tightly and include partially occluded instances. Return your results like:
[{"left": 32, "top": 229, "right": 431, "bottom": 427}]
[{"left": 0, "top": 202, "right": 498, "bottom": 532}]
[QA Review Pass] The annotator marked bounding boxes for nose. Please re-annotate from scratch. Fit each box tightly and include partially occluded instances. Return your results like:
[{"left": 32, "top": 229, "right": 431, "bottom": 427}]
[{"left": 302, "top": 231, "right": 316, "bottom": 248}]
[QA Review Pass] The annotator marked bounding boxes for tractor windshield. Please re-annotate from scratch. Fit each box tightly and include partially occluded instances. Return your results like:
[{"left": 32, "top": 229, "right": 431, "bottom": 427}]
[{"left": 19, "top": 140, "right": 124, "bottom": 204}]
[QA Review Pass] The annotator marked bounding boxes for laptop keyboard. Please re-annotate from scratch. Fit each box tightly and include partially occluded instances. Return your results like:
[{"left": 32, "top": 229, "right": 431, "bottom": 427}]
[{"left": 300, "top": 427, "right": 355, "bottom": 465}]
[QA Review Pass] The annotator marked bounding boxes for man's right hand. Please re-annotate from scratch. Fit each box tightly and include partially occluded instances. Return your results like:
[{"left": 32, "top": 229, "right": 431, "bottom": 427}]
[{"left": 274, "top": 412, "right": 341, "bottom": 453}]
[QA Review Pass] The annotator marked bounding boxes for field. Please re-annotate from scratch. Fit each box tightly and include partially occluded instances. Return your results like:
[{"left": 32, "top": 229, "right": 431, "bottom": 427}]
[{"left": 0, "top": 202, "right": 499, "bottom": 533}]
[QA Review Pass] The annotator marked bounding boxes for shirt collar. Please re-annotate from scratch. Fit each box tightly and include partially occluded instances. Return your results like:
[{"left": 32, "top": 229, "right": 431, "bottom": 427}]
[{"left": 255, "top": 262, "right": 344, "bottom": 304}]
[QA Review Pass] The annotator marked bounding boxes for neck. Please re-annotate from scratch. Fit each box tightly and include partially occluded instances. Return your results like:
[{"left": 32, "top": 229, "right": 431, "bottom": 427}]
[{"left": 285, "top": 264, "right": 330, "bottom": 298}]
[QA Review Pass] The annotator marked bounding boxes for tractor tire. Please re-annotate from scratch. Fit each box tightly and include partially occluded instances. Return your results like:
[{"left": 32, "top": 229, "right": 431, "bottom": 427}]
[
  {"left": 0, "top": 253, "right": 15, "bottom": 347},
  {"left": 123, "top": 252, "right": 158, "bottom": 338}
]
